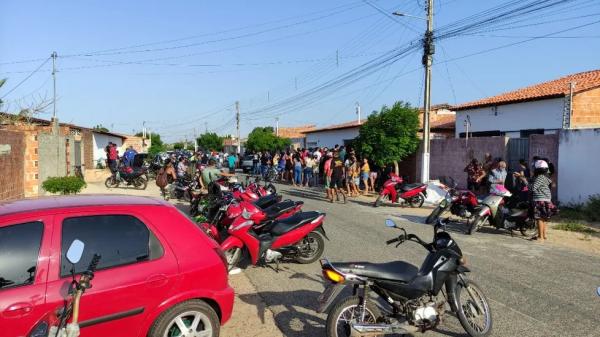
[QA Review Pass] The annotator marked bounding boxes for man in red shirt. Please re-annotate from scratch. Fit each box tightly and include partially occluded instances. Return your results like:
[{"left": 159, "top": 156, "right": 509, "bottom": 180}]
[{"left": 323, "top": 152, "right": 333, "bottom": 201}]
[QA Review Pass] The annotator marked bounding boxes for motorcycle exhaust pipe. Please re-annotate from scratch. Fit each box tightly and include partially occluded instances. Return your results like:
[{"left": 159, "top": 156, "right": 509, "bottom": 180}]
[{"left": 350, "top": 323, "right": 418, "bottom": 337}]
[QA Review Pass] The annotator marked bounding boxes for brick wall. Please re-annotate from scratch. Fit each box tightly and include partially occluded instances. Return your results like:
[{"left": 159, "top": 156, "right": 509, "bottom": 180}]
[
  {"left": 82, "top": 130, "right": 94, "bottom": 169},
  {"left": 417, "top": 136, "right": 508, "bottom": 187},
  {"left": 572, "top": 87, "right": 600, "bottom": 128},
  {"left": 123, "top": 136, "right": 149, "bottom": 153},
  {"left": 0, "top": 130, "right": 25, "bottom": 201}
]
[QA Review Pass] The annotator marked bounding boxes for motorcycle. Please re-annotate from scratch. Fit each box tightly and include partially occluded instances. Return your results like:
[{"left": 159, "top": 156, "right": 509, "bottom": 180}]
[
  {"left": 105, "top": 165, "right": 148, "bottom": 190},
  {"left": 220, "top": 208, "right": 328, "bottom": 271},
  {"left": 374, "top": 173, "right": 427, "bottom": 208},
  {"left": 29, "top": 240, "right": 100, "bottom": 337},
  {"left": 200, "top": 198, "right": 304, "bottom": 243},
  {"left": 469, "top": 185, "right": 536, "bottom": 236},
  {"left": 317, "top": 218, "right": 492, "bottom": 337},
  {"left": 425, "top": 177, "right": 480, "bottom": 226},
  {"left": 246, "top": 176, "right": 277, "bottom": 197}
]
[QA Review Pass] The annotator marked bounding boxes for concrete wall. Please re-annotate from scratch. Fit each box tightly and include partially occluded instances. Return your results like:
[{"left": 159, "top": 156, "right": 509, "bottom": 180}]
[
  {"left": 0, "top": 130, "right": 25, "bottom": 201},
  {"left": 558, "top": 128, "right": 600, "bottom": 204},
  {"left": 572, "top": 87, "right": 600, "bottom": 128},
  {"left": 38, "top": 133, "right": 75, "bottom": 195},
  {"left": 417, "top": 137, "right": 508, "bottom": 187},
  {"left": 92, "top": 133, "right": 123, "bottom": 163},
  {"left": 455, "top": 98, "right": 564, "bottom": 136},
  {"left": 305, "top": 127, "right": 360, "bottom": 148}
]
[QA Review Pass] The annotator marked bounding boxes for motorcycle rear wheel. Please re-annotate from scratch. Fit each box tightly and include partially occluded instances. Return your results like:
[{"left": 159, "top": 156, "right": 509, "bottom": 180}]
[
  {"left": 134, "top": 177, "right": 148, "bottom": 190},
  {"left": 326, "top": 296, "right": 381, "bottom": 337},
  {"left": 454, "top": 279, "right": 493, "bottom": 337},
  {"left": 409, "top": 193, "right": 425, "bottom": 208},
  {"left": 373, "top": 195, "right": 387, "bottom": 207},
  {"left": 224, "top": 247, "right": 242, "bottom": 271},
  {"left": 468, "top": 214, "right": 487, "bottom": 235},
  {"left": 295, "top": 231, "right": 325, "bottom": 264},
  {"left": 425, "top": 205, "right": 444, "bottom": 224}
]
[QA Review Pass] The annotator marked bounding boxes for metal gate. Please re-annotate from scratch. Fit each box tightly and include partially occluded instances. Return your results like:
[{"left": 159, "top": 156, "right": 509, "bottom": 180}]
[
  {"left": 74, "top": 141, "right": 81, "bottom": 166},
  {"left": 506, "top": 138, "right": 529, "bottom": 171}
]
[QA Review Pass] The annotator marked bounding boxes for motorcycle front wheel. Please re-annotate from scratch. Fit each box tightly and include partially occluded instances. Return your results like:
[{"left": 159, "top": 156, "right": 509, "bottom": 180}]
[
  {"left": 224, "top": 247, "right": 242, "bottom": 271},
  {"left": 468, "top": 214, "right": 487, "bottom": 235},
  {"left": 425, "top": 204, "right": 444, "bottom": 224},
  {"left": 105, "top": 177, "right": 119, "bottom": 188},
  {"left": 134, "top": 177, "right": 148, "bottom": 190},
  {"left": 373, "top": 194, "right": 387, "bottom": 207},
  {"left": 454, "top": 279, "right": 493, "bottom": 337},
  {"left": 326, "top": 296, "right": 381, "bottom": 337}
]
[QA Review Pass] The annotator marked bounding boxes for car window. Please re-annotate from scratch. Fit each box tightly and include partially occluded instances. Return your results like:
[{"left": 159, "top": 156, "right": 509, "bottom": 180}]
[
  {"left": 61, "top": 215, "right": 162, "bottom": 277},
  {"left": 0, "top": 221, "right": 43, "bottom": 290}
]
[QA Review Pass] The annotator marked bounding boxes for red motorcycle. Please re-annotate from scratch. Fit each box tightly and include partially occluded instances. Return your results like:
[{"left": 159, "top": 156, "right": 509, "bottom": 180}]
[
  {"left": 425, "top": 177, "right": 480, "bottom": 224},
  {"left": 373, "top": 173, "right": 427, "bottom": 208},
  {"left": 220, "top": 210, "right": 328, "bottom": 270},
  {"left": 201, "top": 198, "right": 304, "bottom": 242}
]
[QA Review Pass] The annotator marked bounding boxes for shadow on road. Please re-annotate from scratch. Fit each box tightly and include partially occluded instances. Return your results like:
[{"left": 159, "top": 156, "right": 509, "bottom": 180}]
[{"left": 238, "top": 289, "right": 326, "bottom": 337}]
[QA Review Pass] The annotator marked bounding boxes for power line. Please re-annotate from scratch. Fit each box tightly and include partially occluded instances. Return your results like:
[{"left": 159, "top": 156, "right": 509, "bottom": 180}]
[{"left": 1, "top": 57, "right": 51, "bottom": 99}]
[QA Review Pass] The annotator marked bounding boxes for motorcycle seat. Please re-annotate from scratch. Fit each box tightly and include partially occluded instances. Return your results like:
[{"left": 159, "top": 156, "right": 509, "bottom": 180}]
[
  {"left": 268, "top": 211, "right": 322, "bottom": 236},
  {"left": 263, "top": 200, "right": 304, "bottom": 220},
  {"left": 401, "top": 183, "right": 425, "bottom": 192},
  {"left": 254, "top": 194, "right": 281, "bottom": 209},
  {"left": 331, "top": 261, "right": 419, "bottom": 283}
]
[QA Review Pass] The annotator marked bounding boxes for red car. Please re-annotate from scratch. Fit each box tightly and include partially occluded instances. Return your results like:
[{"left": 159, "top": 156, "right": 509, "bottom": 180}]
[{"left": 0, "top": 195, "right": 234, "bottom": 337}]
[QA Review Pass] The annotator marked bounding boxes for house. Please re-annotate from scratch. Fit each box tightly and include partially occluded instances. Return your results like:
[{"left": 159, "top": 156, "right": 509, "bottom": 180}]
[
  {"left": 90, "top": 130, "right": 126, "bottom": 166},
  {"left": 223, "top": 137, "right": 245, "bottom": 154},
  {"left": 454, "top": 70, "right": 600, "bottom": 138},
  {"left": 277, "top": 124, "right": 316, "bottom": 149},
  {"left": 418, "top": 104, "right": 456, "bottom": 139},
  {"left": 304, "top": 120, "right": 364, "bottom": 149}
]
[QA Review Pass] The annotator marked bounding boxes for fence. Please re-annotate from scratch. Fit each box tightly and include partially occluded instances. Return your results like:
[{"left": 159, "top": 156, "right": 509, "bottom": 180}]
[{"left": 0, "top": 130, "right": 26, "bottom": 201}]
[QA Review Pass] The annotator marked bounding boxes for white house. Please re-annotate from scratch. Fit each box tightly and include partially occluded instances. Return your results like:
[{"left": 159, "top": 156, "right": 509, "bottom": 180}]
[
  {"left": 454, "top": 70, "right": 600, "bottom": 138},
  {"left": 91, "top": 130, "right": 125, "bottom": 164},
  {"left": 304, "top": 120, "right": 364, "bottom": 149}
]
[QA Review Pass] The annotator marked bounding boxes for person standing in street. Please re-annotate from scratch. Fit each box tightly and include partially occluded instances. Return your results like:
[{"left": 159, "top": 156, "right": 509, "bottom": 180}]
[
  {"left": 228, "top": 152, "right": 237, "bottom": 174},
  {"left": 323, "top": 152, "right": 333, "bottom": 201},
  {"left": 329, "top": 153, "right": 347, "bottom": 203},
  {"left": 531, "top": 160, "right": 555, "bottom": 242},
  {"left": 303, "top": 154, "right": 314, "bottom": 187},
  {"left": 464, "top": 158, "right": 485, "bottom": 193},
  {"left": 361, "top": 157, "right": 371, "bottom": 195},
  {"left": 293, "top": 152, "right": 303, "bottom": 187}
]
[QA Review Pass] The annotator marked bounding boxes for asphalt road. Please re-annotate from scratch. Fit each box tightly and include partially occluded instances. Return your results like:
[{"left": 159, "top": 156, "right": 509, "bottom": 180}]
[{"left": 240, "top": 184, "right": 600, "bottom": 337}]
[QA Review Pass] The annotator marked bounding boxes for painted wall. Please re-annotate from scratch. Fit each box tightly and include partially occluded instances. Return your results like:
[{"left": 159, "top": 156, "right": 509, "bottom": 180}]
[
  {"left": 455, "top": 98, "right": 564, "bottom": 137},
  {"left": 305, "top": 127, "right": 360, "bottom": 148},
  {"left": 558, "top": 128, "right": 600, "bottom": 204},
  {"left": 92, "top": 133, "right": 124, "bottom": 163}
]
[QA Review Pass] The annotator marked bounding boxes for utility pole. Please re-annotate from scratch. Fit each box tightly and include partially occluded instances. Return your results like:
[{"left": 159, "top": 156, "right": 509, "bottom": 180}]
[
  {"left": 275, "top": 117, "right": 279, "bottom": 136},
  {"left": 420, "top": 0, "right": 435, "bottom": 183},
  {"left": 51, "top": 51, "right": 58, "bottom": 120},
  {"left": 356, "top": 102, "right": 361, "bottom": 124},
  {"left": 336, "top": 49, "right": 339, "bottom": 67},
  {"left": 205, "top": 121, "right": 208, "bottom": 133},
  {"left": 235, "top": 101, "right": 241, "bottom": 154}
]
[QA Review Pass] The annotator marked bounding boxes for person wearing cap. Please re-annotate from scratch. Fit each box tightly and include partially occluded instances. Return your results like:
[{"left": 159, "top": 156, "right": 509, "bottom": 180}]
[{"left": 531, "top": 160, "right": 555, "bottom": 242}]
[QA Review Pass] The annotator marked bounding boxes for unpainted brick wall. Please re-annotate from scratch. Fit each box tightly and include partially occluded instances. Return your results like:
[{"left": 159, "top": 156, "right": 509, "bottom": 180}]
[
  {"left": 82, "top": 130, "right": 94, "bottom": 169},
  {"left": 0, "top": 130, "right": 26, "bottom": 201},
  {"left": 572, "top": 87, "right": 600, "bottom": 128}
]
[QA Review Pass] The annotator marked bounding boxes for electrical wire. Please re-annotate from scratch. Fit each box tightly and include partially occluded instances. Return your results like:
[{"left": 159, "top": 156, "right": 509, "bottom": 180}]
[{"left": 1, "top": 57, "right": 51, "bottom": 99}]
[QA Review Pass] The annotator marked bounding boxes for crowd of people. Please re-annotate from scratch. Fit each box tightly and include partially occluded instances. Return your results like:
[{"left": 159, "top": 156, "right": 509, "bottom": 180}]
[{"left": 464, "top": 153, "right": 556, "bottom": 242}]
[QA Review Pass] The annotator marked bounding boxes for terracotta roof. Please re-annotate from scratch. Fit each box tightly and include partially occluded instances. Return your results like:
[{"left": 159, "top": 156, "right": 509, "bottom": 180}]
[
  {"left": 304, "top": 120, "right": 364, "bottom": 134},
  {"left": 454, "top": 70, "right": 600, "bottom": 110},
  {"left": 277, "top": 124, "right": 316, "bottom": 138},
  {"left": 418, "top": 103, "right": 453, "bottom": 112},
  {"left": 429, "top": 115, "right": 456, "bottom": 130}
]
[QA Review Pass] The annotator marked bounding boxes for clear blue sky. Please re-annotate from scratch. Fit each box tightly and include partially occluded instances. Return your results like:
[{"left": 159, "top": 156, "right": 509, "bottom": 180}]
[{"left": 1, "top": 0, "right": 599, "bottom": 142}]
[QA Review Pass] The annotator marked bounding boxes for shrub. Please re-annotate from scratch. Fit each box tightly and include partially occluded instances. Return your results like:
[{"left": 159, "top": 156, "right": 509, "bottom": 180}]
[
  {"left": 42, "top": 176, "right": 87, "bottom": 195},
  {"left": 554, "top": 222, "right": 595, "bottom": 234},
  {"left": 584, "top": 194, "right": 600, "bottom": 222}
]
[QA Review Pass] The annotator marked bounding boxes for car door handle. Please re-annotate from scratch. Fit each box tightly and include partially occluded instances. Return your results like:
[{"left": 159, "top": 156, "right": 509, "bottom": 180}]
[
  {"left": 145, "top": 274, "right": 168, "bottom": 288},
  {"left": 3, "top": 302, "right": 33, "bottom": 318}
]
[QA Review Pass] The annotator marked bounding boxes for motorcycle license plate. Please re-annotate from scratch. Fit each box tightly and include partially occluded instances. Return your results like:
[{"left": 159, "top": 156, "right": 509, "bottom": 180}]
[{"left": 316, "top": 283, "right": 344, "bottom": 313}]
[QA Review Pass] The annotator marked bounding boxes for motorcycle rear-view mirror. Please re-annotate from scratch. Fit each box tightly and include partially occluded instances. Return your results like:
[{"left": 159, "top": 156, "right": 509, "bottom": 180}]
[
  {"left": 597, "top": 287, "right": 600, "bottom": 297},
  {"left": 385, "top": 219, "right": 397, "bottom": 228},
  {"left": 66, "top": 239, "right": 85, "bottom": 265}
]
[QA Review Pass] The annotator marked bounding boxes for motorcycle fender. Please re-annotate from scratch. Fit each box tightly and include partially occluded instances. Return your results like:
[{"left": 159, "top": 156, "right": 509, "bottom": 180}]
[
  {"left": 445, "top": 274, "right": 459, "bottom": 313},
  {"left": 220, "top": 236, "right": 244, "bottom": 252},
  {"left": 478, "top": 206, "right": 492, "bottom": 217},
  {"left": 315, "top": 225, "right": 329, "bottom": 241},
  {"left": 316, "top": 283, "right": 346, "bottom": 313}
]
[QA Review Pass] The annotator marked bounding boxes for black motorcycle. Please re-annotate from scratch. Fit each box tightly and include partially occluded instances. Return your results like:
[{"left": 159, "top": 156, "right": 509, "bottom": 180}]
[
  {"left": 105, "top": 165, "right": 148, "bottom": 189},
  {"left": 317, "top": 218, "right": 492, "bottom": 337}
]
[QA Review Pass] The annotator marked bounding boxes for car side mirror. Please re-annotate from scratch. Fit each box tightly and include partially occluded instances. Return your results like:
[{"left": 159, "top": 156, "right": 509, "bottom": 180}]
[
  {"left": 385, "top": 219, "right": 397, "bottom": 228},
  {"left": 66, "top": 239, "right": 85, "bottom": 265}
]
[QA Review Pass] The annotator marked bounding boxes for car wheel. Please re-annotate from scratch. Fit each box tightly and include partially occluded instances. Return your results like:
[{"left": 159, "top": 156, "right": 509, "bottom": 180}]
[{"left": 149, "top": 299, "right": 220, "bottom": 337}]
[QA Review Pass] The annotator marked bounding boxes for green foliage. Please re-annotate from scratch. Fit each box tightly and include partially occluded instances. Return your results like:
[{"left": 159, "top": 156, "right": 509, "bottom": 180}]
[
  {"left": 246, "top": 126, "right": 291, "bottom": 152},
  {"left": 560, "top": 194, "right": 600, "bottom": 222},
  {"left": 147, "top": 133, "right": 165, "bottom": 156},
  {"left": 354, "top": 101, "right": 420, "bottom": 167},
  {"left": 585, "top": 194, "right": 600, "bottom": 221},
  {"left": 93, "top": 124, "right": 109, "bottom": 132},
  {"left": 196, "top": 132, "right": 224, "bottom": 151},
  {"left": 42, "top": 176, "right": 87, "bottom": 195},
  {"left": 554, "top": 222, "right": 595, "bottom": 234},
  {"left": 0, "top": 78, "right": 5, "bottom": 105},
  {"left": 172, "top": 142, "right": 184, "bottom": 150}
]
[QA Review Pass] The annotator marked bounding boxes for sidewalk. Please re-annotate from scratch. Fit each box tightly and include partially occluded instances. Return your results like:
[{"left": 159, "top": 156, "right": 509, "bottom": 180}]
[{"left": 81, "top": 182, "right": 283, "bottom": 337}]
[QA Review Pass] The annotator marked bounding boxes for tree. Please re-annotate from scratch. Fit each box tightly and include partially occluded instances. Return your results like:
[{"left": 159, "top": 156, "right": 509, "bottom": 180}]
[
  {"left": 93, "top": 124, "right": 109, "bottom": 132},
  {"left": 172, "top": 142, "right": 184, "bottom": 150},
  {"left": 136, "top": 132, "right": 166, "bottom": 156},
  {"left": 196, "top": 132, "right": 223, "bottom": 151},
  {"left": 246, "top": 126, "right": 291, "bottom": 152},
  {"left": 354, "top": 101, "right": 420, "bottom": 173}
]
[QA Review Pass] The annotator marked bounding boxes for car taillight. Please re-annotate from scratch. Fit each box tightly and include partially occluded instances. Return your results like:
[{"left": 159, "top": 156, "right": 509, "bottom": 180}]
[{"left": 213, "top": 248, "right": 228, "bottom": 268}]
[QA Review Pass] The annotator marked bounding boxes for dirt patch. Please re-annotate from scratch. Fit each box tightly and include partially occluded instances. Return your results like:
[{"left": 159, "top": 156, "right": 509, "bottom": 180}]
[{"left": 547, "top": 223, "right": 600, "bottom": 256}]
